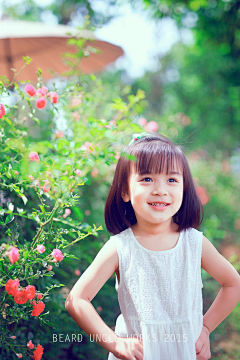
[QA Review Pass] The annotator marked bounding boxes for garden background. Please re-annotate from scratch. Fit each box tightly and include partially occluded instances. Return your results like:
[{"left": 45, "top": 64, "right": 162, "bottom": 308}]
[{"left": 0, "top": 0, "right": 240, "bottom": 359}]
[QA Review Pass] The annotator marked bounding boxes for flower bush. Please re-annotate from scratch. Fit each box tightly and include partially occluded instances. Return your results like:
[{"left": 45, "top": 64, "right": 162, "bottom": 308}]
[{"left": 0, "top": 23, "right": 145, "bottom": 359}]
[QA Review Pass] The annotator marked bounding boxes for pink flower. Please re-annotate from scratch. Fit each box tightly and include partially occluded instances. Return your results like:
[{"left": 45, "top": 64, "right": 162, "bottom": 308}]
[
  {"left": 25, "top": 85, "right": 36, "bottom": 97},
  {"left": 0, "top": 104, "right": 6, "bottom": 118},
  {"left": 28, "top": 175, "right": 35, "bottom": 181},
  {"left": 63, "top": 208, "right": 71, "bottom": 219},
  {"left": 29, "top": 152, "right": 40, "bottom": 162},
  {"left": 49, "top": 92, "right": 58, "bottom": 104},
  {"left": 37, "top": 293, "right": 43, "bottom": 300},
  {"left": 37, "top": 245, "right": 45, "bottom": 254},
  {"left": 36, "top": 97, "right": 46, "bottom": 109},
  {"left": 36, "top": 88, "right": 46, "bottom": 97},
  {"left": 55, "top": 130, "right": 64, "bottom": 138},
  {"left": 42, "top": 186, "right": 50, "bottom": 193},
  {"left": 5, "top": 279, "right": 20, "bottom": 296},
  {"left": 90, "top": 168, "right": 99, "bottom": 178},
  {"left": 42, "top": 181, "right": 50, "bottom": 193},
  {"left": 16, "top": 354, "right": 22, "bottom": 358},
  {"left": 75, "top": 269, "right": 81, "bottom": 276},
  {"left": 47, "top": 265, "right": 53, "bottom": 271},
  {"left": 71, "top": 98, "right": 82, "bottom": 107},
  {"left": 33, "top": 344, "right": 44, "bottom": 360},
  {"left": 11, "top": 336, "right": 17, "bottom": 339},
  {"left": 72, "top": 111, "right": 80, "bottom": 122},
  {"left": 25, "top": 285, "right": 36, "bottom": 300},
  {"left": 41, "top": 86, "right": 48, "bottom": 93},
  {"left": 196, "top": 186, "right": 209, "bottom": 205},
  {"left": 82, "top": 141, "right": 94, "bottom": 153},
  {"left": 14, "top": 171, "right": 19, "bottom": 175},
  {"left": 32, "top": 302, "right": 45, "bottom": 316},
  {"left": 27, "top": 340, "right": 34, "bottom": 349},
  {"left": 145, "top": 121, "right": 158, "bottom": 132},
  {"left": 74, "top": 169, "right": 81, "bottom": 176},
  {"left": 51, "top": 249, "right": 64, "bottom": 262},
  {"left": 8, "top": 247, "right": 19, "bottom": 264},
  {"left": 138, "top": 117, "right": 147, "bottom": 127}
]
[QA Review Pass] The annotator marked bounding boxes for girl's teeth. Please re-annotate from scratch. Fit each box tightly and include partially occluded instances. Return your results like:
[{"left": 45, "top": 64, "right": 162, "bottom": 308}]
[{"left": 150, "top": 203, "right": 167, "bottom": 206}]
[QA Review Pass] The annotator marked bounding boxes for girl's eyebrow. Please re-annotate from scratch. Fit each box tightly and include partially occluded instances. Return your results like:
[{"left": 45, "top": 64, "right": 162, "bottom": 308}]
[
  {"left": 137, "top": 171, "right": 182, "bottom": 176},
  {"left": 168, "top": 171, "right": 182, "bottom": 175}
]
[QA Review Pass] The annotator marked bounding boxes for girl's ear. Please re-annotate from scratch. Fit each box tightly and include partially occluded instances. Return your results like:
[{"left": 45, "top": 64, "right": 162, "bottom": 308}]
[
  {"left": 122, "top": 192, "right": 130, "bottom": 202},
  {"left": 121, "top": 187, "right": 130, "bottom": 202}
]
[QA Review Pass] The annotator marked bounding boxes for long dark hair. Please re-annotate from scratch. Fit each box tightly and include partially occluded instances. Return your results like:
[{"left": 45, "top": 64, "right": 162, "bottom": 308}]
[{"left": 105, "top": 133, "right": 203, "bottom": 235}]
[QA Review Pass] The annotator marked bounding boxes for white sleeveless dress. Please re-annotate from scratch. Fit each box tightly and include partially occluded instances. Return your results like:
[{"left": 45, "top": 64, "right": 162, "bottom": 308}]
[{"left": 108, "top": 227, "right": 203, "bottom": 360}]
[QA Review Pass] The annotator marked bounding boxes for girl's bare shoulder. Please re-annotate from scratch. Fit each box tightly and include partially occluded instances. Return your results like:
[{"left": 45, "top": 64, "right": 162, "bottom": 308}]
[{"left": 201, "top": 235, "right": 240, "bottom": 287}]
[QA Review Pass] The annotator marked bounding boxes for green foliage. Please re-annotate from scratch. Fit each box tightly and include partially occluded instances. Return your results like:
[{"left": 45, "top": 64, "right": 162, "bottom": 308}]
[{"left": 0, "top": 25, "right": 145, "bottom": 359}]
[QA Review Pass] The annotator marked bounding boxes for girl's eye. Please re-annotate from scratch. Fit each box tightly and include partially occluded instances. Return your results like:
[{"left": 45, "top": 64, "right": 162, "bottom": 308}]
[
  {"left": 142, "top": 177, "right": 152, "bottom": 182},
  {"left": 168, "top": 178, "right": 177, "bottom": 183}
]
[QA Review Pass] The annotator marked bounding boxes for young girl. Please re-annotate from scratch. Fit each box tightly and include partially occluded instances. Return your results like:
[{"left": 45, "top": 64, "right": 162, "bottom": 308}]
[{"left": 65, "top": 132, "right": 240, "bottom": 360}]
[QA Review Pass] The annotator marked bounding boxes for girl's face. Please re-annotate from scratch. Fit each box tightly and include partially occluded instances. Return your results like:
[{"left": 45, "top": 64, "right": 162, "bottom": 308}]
[{"left": 122, "top": 164, "right": 184, "bottom": 229}]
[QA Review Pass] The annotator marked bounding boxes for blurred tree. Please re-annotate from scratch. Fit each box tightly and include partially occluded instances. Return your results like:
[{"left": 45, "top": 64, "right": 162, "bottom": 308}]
[{"left": 1, "top": 0, "right": 112, "bottom": 25}]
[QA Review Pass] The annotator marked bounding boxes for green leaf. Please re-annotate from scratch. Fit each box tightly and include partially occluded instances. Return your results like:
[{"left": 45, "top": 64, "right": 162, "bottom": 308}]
[
  {"left": 65, "top": 254, "right": 79, "bottom": 260},
  {"left": 5, "top": 215, "right": 14, "bottom": 224}
]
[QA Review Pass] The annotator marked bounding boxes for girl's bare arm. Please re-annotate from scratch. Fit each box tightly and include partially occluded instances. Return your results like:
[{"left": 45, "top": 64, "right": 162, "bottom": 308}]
[
  {"left": 65, "top": 239, "right": 143, "bottom": 360},
  {"left": 201, "top": 235, "right": 240, "bottom": 333},
  {"left": 65, "top": 239, "right": 119, "bottom": 353}
]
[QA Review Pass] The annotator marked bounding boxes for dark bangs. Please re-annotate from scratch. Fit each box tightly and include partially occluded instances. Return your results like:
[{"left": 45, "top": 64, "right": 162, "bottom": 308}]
[
  {"left": 128, "top": 140, "right": 183, "bottom": 176},
  {"left": 104, "top": 133, "right": 203, "bottom": 235}
]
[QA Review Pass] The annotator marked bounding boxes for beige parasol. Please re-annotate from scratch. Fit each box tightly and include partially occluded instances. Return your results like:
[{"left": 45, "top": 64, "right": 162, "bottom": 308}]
[{"left": 0, "top": 19, "right": 124, "bottom": 81}]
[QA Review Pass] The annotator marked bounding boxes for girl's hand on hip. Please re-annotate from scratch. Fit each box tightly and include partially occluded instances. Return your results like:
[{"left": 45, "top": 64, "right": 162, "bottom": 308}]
[
  {"left": 195, "top": 325, "right": 211, "bottom": 360},
  {"left": 113, "top": 336, "right": 143, "bottom": 360}
]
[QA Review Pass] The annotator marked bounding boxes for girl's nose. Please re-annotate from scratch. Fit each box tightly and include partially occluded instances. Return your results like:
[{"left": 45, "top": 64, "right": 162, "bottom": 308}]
[{"left": 152, "top": 187, "right": 167, "bottom": 196}]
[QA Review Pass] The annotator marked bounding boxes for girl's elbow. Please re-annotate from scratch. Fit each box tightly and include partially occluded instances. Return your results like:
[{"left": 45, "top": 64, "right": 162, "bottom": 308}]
[
  {"left": 65, "top": 291, "right": 77, "bottom": 313},
  {"left": 65, "top": 293, "right": 87, "bottom": 314},
  {"left": 65, "top": 294, "right": 72, "bottom": 312}
]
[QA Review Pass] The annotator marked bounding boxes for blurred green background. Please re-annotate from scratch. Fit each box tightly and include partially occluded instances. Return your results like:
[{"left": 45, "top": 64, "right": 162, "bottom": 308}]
[{"left": 1, "top": 0, "right": 240, "bottom": 359}]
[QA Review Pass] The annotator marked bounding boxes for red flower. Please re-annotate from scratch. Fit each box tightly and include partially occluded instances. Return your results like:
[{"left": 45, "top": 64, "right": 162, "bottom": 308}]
[
  {"left": 14, "top": 290, "right": 28, "bottom": 304},
  {"left": 33, "top": 344, "right": 44, "bottom": 360},
  {"left": 27, "top": 340, "right": 34, "bottom": 349},
  {"left": 37, "top": 293, "right": 43, "bottom": 300},
  {"left": 8, "top": 246, "right": 19, "bottom": 264},
  {"left": 36, "top": 97, "right": 46, "bottom": 109},
  {"left": 32, "top": 301, "right": 45, "bottom": 316},
  {"left": 25, "top": 85, "right": 36, "bottom": 97},
  {"left": 49, "top": 91, "right": 58, "bottom": 104},
  {"left": 0, "top": 103, "right": 6, "bottom": 118},
  {"left": 51, "top": 249, "right": 64, "bottom": 262},
  {"left": 25, "top": 285, "right": 36, "bottom": 300},
  {"left": 5, "top": 279, "right": 20, "bottom": 296}
]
